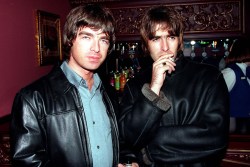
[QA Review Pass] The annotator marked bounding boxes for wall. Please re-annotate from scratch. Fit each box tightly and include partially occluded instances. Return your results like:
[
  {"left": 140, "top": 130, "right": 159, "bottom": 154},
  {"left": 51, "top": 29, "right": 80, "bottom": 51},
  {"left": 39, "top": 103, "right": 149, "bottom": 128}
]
[{"left": 0, "top": 0, "right": 71, "bottom": 117}]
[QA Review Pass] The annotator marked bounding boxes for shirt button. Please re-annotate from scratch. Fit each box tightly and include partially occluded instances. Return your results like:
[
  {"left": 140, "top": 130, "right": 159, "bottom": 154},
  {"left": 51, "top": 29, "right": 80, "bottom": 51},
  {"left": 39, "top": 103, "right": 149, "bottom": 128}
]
[
  {"left": 93, "top": 121, "right": 95, "bottom": 124},
  {"left": 97, "top": 145, "right": 100, "bottom": 149}
]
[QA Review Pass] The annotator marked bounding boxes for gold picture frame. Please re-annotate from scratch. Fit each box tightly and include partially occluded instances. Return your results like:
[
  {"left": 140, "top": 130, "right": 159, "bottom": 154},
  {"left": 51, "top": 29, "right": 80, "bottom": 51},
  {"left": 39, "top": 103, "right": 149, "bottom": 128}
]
[{"left": 36, "top": 10, "right": 62, "bottom": 66}]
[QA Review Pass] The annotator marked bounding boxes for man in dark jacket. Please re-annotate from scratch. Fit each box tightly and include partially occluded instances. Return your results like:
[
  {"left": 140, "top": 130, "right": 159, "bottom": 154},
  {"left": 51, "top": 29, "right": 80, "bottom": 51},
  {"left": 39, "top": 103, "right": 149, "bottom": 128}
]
[
  {"left": 10, "top": 4, "right": 120, "bottom": 167},
  {"left": 119, "top": 5, "right": 230, "bottom": 167}
]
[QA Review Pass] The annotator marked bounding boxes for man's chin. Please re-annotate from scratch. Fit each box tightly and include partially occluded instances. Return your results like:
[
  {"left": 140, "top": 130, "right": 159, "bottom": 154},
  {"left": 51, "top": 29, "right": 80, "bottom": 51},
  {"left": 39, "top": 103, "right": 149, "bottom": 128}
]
[{"left": 87, "top": 65, "right": 101, "bottom": 71}]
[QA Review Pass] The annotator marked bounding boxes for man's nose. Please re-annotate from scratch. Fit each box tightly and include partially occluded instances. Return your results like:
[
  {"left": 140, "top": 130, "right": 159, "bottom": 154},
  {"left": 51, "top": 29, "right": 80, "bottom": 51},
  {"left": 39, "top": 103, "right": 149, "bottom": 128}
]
[
  {"left": 161, "top": 39, "right": 169, "bottom": 52},
  {"left": 91, "top": 40, "right": 100, "bottom": 52}
]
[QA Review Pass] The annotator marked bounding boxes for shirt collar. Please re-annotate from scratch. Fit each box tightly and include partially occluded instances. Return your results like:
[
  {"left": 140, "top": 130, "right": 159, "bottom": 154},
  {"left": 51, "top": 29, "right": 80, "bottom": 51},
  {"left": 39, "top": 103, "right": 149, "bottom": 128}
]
[
  {"left": 60, "top": 61, "right": 101, "bottom": 91},
  {"left": 236, "top": 62, "right": 247, "bottom": 69}
]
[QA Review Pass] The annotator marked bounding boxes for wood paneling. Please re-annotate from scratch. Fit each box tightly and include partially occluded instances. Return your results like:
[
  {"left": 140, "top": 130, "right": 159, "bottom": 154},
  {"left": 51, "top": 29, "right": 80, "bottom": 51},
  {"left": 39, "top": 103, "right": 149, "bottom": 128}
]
[{"left": 69, "top": 0, "right": 246, "bottom": 41}]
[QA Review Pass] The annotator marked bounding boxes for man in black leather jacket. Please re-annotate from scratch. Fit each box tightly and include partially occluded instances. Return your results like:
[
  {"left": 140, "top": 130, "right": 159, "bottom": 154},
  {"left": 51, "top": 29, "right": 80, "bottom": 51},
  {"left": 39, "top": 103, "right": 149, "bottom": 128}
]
[
  {"left": 119, "top": 6, "right": 230, "bottom": 167},
  {"left": 10, "top": 4, "right": 120, "bottom": 167}
]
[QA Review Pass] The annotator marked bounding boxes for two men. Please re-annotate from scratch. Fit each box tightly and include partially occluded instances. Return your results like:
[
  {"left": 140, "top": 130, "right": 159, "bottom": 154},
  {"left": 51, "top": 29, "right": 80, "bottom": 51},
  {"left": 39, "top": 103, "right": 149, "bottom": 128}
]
[{"left": 10, "top": 4, "right": 229, "bottom": 167}]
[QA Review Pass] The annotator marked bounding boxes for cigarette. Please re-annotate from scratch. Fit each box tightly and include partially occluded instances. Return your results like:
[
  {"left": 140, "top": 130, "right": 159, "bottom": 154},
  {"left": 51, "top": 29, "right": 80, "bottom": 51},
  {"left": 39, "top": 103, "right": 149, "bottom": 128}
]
[{"left": 169, "top": 57, "right": 175, "bottom": 62}]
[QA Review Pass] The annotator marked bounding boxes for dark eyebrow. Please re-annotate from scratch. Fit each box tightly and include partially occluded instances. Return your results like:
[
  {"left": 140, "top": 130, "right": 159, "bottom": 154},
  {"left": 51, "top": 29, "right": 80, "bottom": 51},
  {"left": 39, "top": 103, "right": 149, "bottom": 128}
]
[
  {"left": 78, "top": 30, "right": 110, "bottom": 40},
  {"left": 153, "top": 34, "right": 176, "bottom": 38},
  {"left": 78, "top": 31, "right": 93, "bottom": 37},
  {"left": 149, "top": 35, "right": 159, "bottom": 40},
  {"left": 100, "top": 35, "right": 110, "bottom": 40}
]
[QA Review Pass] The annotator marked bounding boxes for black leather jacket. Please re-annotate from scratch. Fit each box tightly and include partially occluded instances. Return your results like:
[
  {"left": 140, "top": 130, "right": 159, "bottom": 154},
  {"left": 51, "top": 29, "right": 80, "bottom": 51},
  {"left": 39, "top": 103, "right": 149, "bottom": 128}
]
[
  {"left": 119, "top": 56, "right": 230, "bottom": 167},
  {"left": 10, "top": 66, "right": 119, "bottom": 167}
]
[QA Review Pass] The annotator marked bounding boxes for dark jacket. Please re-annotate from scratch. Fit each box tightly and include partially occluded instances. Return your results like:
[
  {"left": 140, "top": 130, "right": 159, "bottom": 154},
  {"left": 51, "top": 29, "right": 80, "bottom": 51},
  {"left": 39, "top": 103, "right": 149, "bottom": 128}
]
[
  {"left": 119, "top": 56, "right": 230, "bottom": 167},
  {"left": 10, "top": 66, "right": 119, "bottom": 167}
]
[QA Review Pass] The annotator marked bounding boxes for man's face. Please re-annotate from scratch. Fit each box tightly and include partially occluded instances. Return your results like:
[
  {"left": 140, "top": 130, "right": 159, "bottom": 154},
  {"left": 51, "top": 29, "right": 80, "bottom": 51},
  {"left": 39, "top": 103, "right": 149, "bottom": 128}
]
[
  {"left": 68, "top": 27, "right": 110, "bottom": 72},
  {"left": 147, "top": 25, "right": 180, "bottom": 62}
]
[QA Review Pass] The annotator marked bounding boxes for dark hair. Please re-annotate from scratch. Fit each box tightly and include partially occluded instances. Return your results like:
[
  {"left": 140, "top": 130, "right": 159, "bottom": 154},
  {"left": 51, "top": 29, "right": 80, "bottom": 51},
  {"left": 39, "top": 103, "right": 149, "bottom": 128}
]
[
  {"left": 225, "top": 37, "right": 250, "bottom": 64},
  {"left": 63, "top": 4, "right": 115, "bottom": 56},
  {"left": 140, "top": 5, "right": 184, "bottom": 54}
]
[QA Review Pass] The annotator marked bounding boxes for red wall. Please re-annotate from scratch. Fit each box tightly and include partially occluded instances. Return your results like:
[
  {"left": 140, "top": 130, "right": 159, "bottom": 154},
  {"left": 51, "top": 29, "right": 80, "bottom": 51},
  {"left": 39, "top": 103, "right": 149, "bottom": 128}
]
[{"left": 0, "top": 0, "right": 71, "bottom": 117}]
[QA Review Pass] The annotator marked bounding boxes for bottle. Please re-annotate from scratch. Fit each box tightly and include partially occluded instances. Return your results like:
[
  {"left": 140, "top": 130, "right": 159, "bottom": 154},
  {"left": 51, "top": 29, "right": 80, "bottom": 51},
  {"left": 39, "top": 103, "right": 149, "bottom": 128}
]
[
  {"left": 129, "top": 66, "right": 134, "bottom": 78},
  {"left": 123, "top": 66, "right": 129, "bottom": 80},
  {"left": 120, "top": 73, "right": 126, "bottom": 93},
  {"left": 110, "top": 76, "right": 114, "bottom": 87},
  {"left": 114, "top": 71, "right": 120, "bottom": 92},
  {"left": 125, "top": 163, "right": 132, "bottom": 167},
  {"left": 109, "top": 71, "right": 115, "bottom": 87},
  {"left": 124, "top": 157, "right": 132, "bottom": 167}
]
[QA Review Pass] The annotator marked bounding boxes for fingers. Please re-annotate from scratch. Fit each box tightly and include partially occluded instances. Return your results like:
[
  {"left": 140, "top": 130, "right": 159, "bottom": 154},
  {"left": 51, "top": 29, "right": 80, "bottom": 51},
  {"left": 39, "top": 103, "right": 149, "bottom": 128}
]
[
  {"left": 154, "top": 57, "right": 176, "bottom": 74},
  {"left": 132, "top": 162, "right": 140, "bottom": 167},
  {"left": 161, "top": 61, "right": 176, "bottom": 74},
  {"left": 150, "top": 54, "right": 176, "bottom": 95}
]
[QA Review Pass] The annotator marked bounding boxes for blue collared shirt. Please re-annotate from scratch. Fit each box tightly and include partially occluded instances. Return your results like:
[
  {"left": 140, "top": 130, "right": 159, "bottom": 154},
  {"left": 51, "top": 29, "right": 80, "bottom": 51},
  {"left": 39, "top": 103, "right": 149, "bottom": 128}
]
[{"left": 61, "top": 61, "right": 113, "bottom": 167}]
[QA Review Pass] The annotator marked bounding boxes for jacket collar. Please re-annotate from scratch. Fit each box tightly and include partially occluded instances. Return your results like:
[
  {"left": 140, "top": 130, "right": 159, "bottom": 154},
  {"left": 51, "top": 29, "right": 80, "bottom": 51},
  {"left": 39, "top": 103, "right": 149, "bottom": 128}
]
[
  {"left": 47, "top": 65, "right": 106, "bottom": 96},
  {"left": 46, "top": 65, "right": 75, "bottom": 95}
]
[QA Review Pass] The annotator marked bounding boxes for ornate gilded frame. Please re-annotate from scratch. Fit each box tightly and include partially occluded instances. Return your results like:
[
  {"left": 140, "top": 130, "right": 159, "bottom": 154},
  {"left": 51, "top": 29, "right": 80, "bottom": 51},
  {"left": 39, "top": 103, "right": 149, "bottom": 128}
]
[{"left": 36, "top": 10, "right": 62, "bottom": 66}]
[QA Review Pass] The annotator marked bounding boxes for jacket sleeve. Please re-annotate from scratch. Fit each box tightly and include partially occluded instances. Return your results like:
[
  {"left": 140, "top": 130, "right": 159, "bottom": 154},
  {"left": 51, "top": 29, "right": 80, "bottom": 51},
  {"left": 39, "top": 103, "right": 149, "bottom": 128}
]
[
  {"left": 144, "top": 74, "right": 229, "bottom": 164},
  {"left": 10, "top": 91, "right": 49, "bottom": 167},
  {"left": 119, "top": 73, "right": 230, "bottom": 164},
  {"left": 119, "top": 79, "right": 171, "bottom": 149}
]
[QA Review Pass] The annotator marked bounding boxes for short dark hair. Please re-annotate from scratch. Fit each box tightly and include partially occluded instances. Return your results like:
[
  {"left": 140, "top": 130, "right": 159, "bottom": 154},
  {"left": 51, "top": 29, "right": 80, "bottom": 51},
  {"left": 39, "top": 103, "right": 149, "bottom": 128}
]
[
  {"left": 140, "top": 6, "right": 184, "bottom": 54},
  {"left": 225, "top": 37, "right": 250, "bottom": 64},
  {"left": 63, "top": 4, "right": 116, "bottom": 56}
]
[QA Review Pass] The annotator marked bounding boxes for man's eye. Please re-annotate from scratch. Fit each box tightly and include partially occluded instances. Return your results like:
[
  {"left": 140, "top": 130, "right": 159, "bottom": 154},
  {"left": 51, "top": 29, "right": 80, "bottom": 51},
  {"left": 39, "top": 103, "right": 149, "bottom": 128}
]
[
  {"left": 168, "top": 36, "right": 176, "bottom": 40},
  {"left": 82, "top": 36, "right": 90, "bottom": 39},
  {"left": 101, "top": 39, "right": 109, "bottom": 45},
  {"left": 151, "top": 37, "right": 159, "bottom": 42}
]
